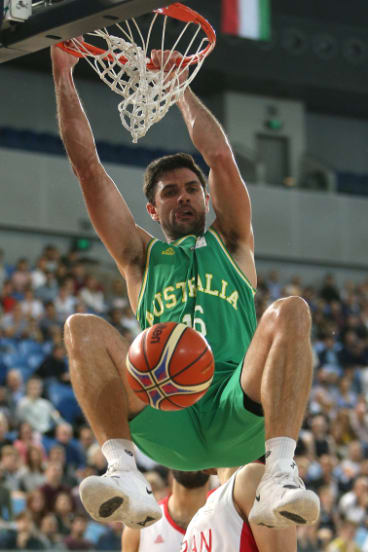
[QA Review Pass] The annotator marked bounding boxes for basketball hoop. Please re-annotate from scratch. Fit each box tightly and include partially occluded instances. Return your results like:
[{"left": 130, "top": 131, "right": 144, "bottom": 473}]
[{"left": 57, "top": 3, "right": 216, "bottom": 143}]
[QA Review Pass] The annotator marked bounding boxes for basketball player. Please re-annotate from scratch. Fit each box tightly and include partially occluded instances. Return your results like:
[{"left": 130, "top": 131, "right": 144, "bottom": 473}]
[
  {"left": 122, "top": 470, "right": 210, "bottom": 552},
  {"left": 51, "top": 45, "right": 320, "bottom": 530},
  {"left": 182, "top": 463, "right": 297, "bottom": 552}
]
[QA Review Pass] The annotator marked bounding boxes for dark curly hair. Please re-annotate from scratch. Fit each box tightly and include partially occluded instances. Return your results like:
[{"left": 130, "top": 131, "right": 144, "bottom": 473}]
[{"left": 143, "top": 153, "right": 207, "bottom": 204}]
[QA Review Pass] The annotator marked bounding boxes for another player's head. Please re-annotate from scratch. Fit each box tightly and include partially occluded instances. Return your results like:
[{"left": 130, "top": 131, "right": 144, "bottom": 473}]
[
  {"left": 171, "top": 470, "right": 210, "bottom": 489},
  {"left": 144, "top": 153, "right": 209, "bottom": 241}
]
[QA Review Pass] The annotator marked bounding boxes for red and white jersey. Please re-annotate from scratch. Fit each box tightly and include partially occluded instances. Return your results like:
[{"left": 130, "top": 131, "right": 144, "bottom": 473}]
[
  {"left": 181, "top": 471, "right": 259, "bottom": 552},
  {"left": 139, "top": 495, "right": 185, "bottom": 551}
]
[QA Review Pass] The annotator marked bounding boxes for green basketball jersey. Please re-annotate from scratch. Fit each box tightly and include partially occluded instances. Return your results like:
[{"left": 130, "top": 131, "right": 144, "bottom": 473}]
[{"left": 136, "top": 228, "right": 257, "bottom": 366}]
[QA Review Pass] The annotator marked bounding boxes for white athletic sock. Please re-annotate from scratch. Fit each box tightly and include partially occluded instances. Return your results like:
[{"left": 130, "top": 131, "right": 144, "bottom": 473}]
[
  {"left": 265, "top": 437, "right": 297, "bottom": 474},
  {"left": 101, "top": 439, "right": 137, "bottom": 471}
]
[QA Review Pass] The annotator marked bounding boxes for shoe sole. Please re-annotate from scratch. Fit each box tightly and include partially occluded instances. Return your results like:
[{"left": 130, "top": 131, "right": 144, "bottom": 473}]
[
  {"left": 251, "top": 491, "right": 320, "bottom": 529},
  {"left": 276, "top": 499, "right": 319, "bottom": 526},
  {"left": 79, "top": 476, "right": 161, "bottom": 528}
]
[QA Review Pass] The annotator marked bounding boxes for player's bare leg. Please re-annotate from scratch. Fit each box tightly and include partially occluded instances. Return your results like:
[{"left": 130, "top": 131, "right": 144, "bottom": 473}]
[
  {"left": 240, "top": 296, "right": 320, "bottom": 528},
  {"left": 64, "top": 313, "right": 162, "bottom": 528}
]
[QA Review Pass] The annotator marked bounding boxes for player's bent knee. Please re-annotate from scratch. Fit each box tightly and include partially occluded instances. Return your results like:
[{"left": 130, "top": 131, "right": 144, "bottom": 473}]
[
  {"left": 274, "top": 296, "right": 311, "bottom": 334},
  {"left": 64, "top": 313, "right": 106, "bottom": 346}
]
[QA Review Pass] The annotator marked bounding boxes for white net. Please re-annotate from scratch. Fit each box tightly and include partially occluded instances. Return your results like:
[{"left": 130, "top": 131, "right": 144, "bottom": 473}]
[{"left": 66, "top": 10, "right": 213, "bottom": 142}]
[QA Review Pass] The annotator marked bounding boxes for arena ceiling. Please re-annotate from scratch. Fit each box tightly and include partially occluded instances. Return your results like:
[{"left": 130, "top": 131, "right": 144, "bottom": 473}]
[{"left": 3, "top": 0, "right": 368, "bottom": 119}]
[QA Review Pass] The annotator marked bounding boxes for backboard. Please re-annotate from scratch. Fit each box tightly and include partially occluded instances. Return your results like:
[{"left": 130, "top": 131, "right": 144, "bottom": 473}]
[{"left": 0, "top": 0, "right": 175, "bottom": 63}]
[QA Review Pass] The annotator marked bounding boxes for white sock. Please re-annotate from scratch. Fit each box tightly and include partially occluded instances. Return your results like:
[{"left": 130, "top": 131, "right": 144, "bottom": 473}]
[
  {"left": 101, "top": 439, "right": 137, "bottom": 471},
  {"left": 265, "top": 437, "right": 296, "bottom": 473}
]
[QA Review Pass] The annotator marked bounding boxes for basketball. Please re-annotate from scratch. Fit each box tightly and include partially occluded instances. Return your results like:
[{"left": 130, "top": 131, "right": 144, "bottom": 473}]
[{"left": 126, "top": 322, "right": 215, "bottom": 411}]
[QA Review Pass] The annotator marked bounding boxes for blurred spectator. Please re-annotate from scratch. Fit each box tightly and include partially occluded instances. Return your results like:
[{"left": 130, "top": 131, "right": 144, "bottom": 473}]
[
  {"left": 302, "top": 413, "right": 336, "bottom": 459},
  {"left": 309, "top": 454, "right": 339, "bottom": 500},
  {"left": 0, "top": 412, "right": 13, "bottom": 453},
  {"left": 337, "top": 374, "right": 359, "bottom": 409},
  {"left": 96, "top": 522, "right": 121, "bottom": 551},
  {"left": 316, "top": 335, "right": 342, "bottom": 376},
  {"left": 18, "top": 445, "right": 45, "bottom": 493},
  {"left": 0, "top": 510, "right": 46, "bottom": 550},
  {"left": 16, "top": 377, "right": 63, "bottom": 434},
  {"left": 19, "top": 287, "right": 44, "bottom": 320},
  {"left": 69, "top": 263, "right": 87, "bottom": 295},
  {"left": 5, "top": 370, "right": 24, "bottom": 415},
  {"left": 283, "top": 274, "right": 303, "bottom": 297},
  {"left": 48, "top": 445, "right": 77, "bottom": 488},
  {"left": 0, "top": 474, "right": 13, "bottom": 522},
  {"left": 11, "top": 258, "right": 32, "bottom": 297},
  {"left": 108, "top": 307, "right": 133, "bottom": 338},
  {"left": 326, "top": 519, "right": 361, "bottom": 551},
  {"left": 54, "top": 491, "right": 75, "bottom": 535},
  {"left": 265, "top": 269, "right": 282, "bottom": 300},
  {"left": 338, "top": 331, "right": 368, "bottom": 369},
  {"left": 39, "top": 513, "right": 66, "bottom": 550},
  {"left": 331, "top": 409, "right": 357, "bottom": 460},
  {"left": 26, "top": 488, "right": 47, "bottom": 528},
  {"left": 0, "top": 280, "right": 17, "bottom": 313},
  {"left": 13, "top": 421, "right": 44, "bottom": 463},
  {"left": 30, "top": 257, "right": 48, "bottom": 290},
  {"left": 0, "top": 387, "right": 12, "bottom": 420},
  {"left": 0, "top": 249, "right": 10, "bottom": 289},
  {"left": 53, "top": 423, "right": 85, "bottom": 471},
  {"left": 106, "top": 278, "right": 128, "bottom": 311},
  {"left": 338, "top": 476, "right": 368, "bottom": 526},
  {"left": 35, "top": 271, "right": 59, "bottom": 303},
  {"left": 35, "top": 344, "right": 69, "bottom": 384},
  {"left": 39, "top": 461, "right": 71, "bottom": 513},
  {"left": 77, "top": 426, "right": 96, "bottom": 464},
  {"left": 54, "top": 284, "right": 77, "bottom": 323},
  {"left": 0, "top": 445, "right": 23, "bottom": 492},
  {"left": 79, "top": 275, "right": 106, "bottom": 314},
  {"left": 320, "top": 274, "right": 341, "bottom": 304},
  {"left": 119, "top": 304, "right": 140, "bottom": 337},
  {"left": 1, "top": 302, "right": 31, "bottom": 339},
  {"left": 39, "top": 301, "right": 62, "bottom": 341},
  {"left": 63, "top": 515, "right": 93, "bottom": 551},
  {"left": 42, "top": 245, "right": 61, "bottom": 273},
  {"left": 349, "top": 399, "right": 368, "bottom": 448},
  {"left": 318, "top": 484, "right": 339, "bottom": 536}
]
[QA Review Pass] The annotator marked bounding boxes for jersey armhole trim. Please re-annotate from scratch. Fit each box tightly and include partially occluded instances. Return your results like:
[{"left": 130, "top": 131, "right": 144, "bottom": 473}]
[
  {"left": 208, "top": 228, "right": 257, "bottom": 295},
  {"left": 135, "top": 238, "right": 157, "bottom": 321},
  {"left": 162, "top": 495, "right": 186, "bottom": 535}
]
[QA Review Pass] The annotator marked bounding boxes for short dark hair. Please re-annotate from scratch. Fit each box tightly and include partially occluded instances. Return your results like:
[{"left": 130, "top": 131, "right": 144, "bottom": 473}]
[{"left": 143, "top": 153, "right": 207, "bottom": 204}]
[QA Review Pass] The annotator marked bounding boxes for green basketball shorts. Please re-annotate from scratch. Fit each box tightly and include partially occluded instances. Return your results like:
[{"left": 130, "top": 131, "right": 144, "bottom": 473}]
[{"left": 129, "top": 360, "right": 265, "bottom": 470}]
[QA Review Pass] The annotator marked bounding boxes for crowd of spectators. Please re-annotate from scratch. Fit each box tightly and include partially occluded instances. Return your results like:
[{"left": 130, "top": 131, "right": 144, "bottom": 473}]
[{"left": 0, "top": 245, "right": 367, "bottom": 551}]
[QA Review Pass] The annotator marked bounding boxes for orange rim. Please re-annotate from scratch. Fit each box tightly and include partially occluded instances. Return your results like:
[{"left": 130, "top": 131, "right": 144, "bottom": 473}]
[{"left": 56, "top": 2, "right": 216, "bottom": 68}]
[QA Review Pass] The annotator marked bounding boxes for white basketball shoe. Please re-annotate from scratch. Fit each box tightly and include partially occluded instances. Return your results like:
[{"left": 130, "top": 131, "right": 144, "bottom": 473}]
[
  {"left": 79, "top": 464, "right": 162, "bottom": 529},
  {"left": 248, "top": 462, "right": 320, "bottom": 529}
]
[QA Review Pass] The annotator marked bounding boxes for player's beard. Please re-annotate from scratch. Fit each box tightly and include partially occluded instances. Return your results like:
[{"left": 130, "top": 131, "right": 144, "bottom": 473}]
[
  {"left": 162, "top": 210, "right": 206, "bottom": 241},
  {"left": 172, "top": 470, "right": 210, "bottom": 489}
]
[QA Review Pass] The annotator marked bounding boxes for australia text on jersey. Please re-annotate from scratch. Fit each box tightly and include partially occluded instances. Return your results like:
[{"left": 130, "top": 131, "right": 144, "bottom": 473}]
[{"left": 145, "top": 273, "right": 239, "bottom": 326}]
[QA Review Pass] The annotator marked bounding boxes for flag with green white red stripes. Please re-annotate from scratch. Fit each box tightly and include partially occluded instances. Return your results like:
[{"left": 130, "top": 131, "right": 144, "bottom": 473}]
[{"left": 222, "top": 0, "right": 271, "bottom": 40}]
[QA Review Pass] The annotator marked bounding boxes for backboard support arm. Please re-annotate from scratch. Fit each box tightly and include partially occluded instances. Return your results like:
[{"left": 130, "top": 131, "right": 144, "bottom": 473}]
[{"left": 0, "top": 0, "right": 175, "bottom": 63}]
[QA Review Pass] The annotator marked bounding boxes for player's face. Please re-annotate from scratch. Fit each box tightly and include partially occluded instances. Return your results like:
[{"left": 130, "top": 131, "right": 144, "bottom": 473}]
[
  {"left": 172, "top": 470, "right": 210, "bottom": 489},
  {"left": 147, "top": 168, "right": 209, "bottom": 241}
]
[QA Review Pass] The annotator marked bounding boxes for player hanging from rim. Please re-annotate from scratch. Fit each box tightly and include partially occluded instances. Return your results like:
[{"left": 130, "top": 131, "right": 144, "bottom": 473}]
[
  {"left": 182, "top": 463, "right": 297, "bottom": 552},
  {"left": 51, "top": 45, "right": 320, "bottom": 530},
  {"left": 123, "top": 470, "right": 210, "bottom": 552}
]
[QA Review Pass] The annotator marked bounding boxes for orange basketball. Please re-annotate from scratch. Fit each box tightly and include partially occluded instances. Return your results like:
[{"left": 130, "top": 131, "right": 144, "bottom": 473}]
[{"left": 126, "top": 322, "right": 214, "bottom": 411}]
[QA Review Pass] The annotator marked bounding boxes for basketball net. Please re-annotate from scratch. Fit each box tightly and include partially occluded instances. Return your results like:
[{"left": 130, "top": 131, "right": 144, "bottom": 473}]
[{"left": 57, "top": 4, "right": 216, "bottom": 143}]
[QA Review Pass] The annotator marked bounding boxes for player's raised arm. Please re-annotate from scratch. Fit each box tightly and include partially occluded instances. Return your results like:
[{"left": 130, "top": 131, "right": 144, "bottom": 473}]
[
  {"left": 177, "top": 87, "right": 253, "bottom": 250},
  {"left": 51, "top": 45, "right": 150, "bottom": 279}
]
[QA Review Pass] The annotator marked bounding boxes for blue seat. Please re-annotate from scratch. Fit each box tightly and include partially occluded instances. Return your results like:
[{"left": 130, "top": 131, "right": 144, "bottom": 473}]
[
  {"left": 2, "top": 352, "right": 28, "bottom": 370},
  {"left": 17, "top": 339, "right": 44, "bottom": 357},
  {"left": 48, "top": 382, "right": 82, "bottom": 423}
]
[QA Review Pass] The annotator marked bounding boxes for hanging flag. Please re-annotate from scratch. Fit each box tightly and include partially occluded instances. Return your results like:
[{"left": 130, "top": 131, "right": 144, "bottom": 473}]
[{"left": 222, "top": 0, "right": 271, "bottom": 40}]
